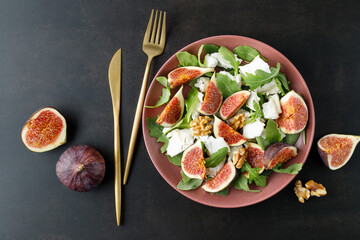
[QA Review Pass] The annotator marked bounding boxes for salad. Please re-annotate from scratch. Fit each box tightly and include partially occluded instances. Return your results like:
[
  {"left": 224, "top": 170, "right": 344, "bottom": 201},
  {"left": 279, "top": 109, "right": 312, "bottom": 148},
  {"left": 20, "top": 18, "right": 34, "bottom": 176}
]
[{"left": 146, "top": 44, "right": 308, "bottom": 196}]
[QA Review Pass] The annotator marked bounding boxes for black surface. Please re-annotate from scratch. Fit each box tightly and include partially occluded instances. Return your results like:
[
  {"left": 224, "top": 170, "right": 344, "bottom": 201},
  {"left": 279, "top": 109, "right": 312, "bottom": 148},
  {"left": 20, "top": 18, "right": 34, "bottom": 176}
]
[{"left": 1, "top": 0, "right": 359, "bottom": 239}]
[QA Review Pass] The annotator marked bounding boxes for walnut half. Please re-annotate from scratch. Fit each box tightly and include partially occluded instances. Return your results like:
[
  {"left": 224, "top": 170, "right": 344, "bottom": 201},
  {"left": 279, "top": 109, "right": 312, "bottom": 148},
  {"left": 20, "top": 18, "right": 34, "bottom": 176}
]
[
  {"left": 294, "top": 180, "right": 310, "bottom": 203},
  {"left": 229, "top": 113, "right": 246, "bottom": 130},
  {"left": 190, "top": 116, "right": 212, "bottom": 136},
  {"left": 305, "top": 180, "right": 327, "bottom": 197},
  {"left": 232, "top": 147, "right": 247, "bottom": 169}
]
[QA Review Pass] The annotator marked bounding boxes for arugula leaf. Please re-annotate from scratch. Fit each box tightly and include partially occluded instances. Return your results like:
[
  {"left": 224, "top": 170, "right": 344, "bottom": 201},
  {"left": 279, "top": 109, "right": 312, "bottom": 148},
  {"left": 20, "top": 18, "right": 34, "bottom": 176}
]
[
  {"left": 274, "top": 78, "right": 286, "bottom": 96},
  {"left": 215, "top": 73, "right": 240, "bottom": 98},
  {"left": 302, "top": 129, "right": 306, "bottom": 144},
  {"left": 242, "top": 63, "right": 281, "bottom": 90},
  {"left": 246, "top": 101, "right": 263, "bottom": 125},
  {"left": 145, "top": 77, "right": 171, "bottom": 108},
  {"left": 177, "top": 51, "right": 199, "bottom": 67},
  {"left": 233, "top": 174, "right": 260, "bottom": 192},
  {"left": 167, "top": 153, "right": 182, "bottom": 166},
  {"left": 177, "top": 176, "right": 203, "bottom": 190},
  {"left": 241, "top": 162, "right": 266, "bottom": 187},
  {"left": 272, "top": 163, "right": 303, "bottom": 174},
  {"left": 218, "top": 46, "right": 239, "bottom": 75},
  {"left": 283, "top": 133, "right": 300, "bottom": 145},
  {"left": 256, "top": 136, "right": 270, "bottom": 150},
  {"left": 197, "top": 45, "right": 205, "bottom": 67},
  {"left": 265, "top": 119, "right": 282, "bottom": 144},
  {"left": 216, "top": 186, "right": 229, "bottom": 196},
  {"left": 146, "top": 117, "right": 169, "bottom": 153},
  {"left": 197, "top": 44, "right": 219, "bottom": 67},
  {"left": 205, "top": 147, "right": 228, "bottom": 168},
  {"left": 233, "top": 45, "right": 267, "bottom": 62},
  {"left": 277, "top": 72, "right": 290, "bottom": 91}
]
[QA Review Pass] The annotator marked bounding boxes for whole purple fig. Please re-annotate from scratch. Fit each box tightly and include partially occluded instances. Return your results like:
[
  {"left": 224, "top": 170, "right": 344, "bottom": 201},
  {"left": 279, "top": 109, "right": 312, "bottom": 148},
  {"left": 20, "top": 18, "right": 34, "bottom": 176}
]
[{"left": 56, "top": 145, "right": 105, "bottom": 192}]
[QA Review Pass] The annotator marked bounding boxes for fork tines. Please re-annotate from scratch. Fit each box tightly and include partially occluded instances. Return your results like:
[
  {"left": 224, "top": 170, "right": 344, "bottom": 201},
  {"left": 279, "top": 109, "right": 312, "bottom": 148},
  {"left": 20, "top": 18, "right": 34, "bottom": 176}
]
[{"left": 144, "top": 9, "right": 166, "bottom": 45}]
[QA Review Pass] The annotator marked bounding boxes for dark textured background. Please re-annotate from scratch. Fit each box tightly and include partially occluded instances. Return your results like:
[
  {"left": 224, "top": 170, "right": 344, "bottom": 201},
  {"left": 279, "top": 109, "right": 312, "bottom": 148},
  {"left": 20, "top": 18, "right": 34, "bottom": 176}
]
[{"left": 0, "top": 0, "right": 359, "bottom": 239}]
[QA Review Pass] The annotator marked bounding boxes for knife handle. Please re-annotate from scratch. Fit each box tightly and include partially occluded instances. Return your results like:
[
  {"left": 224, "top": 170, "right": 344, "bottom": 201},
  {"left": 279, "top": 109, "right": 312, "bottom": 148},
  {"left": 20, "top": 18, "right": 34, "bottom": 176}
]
[{"left": 113, "top": 111, "right": 121, "bottom": 226}]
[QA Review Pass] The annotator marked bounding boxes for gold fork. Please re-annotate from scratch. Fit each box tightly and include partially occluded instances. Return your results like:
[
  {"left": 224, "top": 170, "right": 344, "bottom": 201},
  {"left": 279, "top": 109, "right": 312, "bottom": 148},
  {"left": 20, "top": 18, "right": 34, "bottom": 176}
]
[{"left": 123, "top": 9, "right": 166, "bottom": 185}]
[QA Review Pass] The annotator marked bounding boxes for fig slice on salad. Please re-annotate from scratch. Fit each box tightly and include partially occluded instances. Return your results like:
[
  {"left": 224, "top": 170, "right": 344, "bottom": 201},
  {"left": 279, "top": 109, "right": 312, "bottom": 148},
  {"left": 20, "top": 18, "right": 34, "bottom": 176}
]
[
  {"left": 220, "top": 90, "right": 250, "bottom": 120},
  {"left": 262, "top": 142, "right": 297, "bottom": 170},
  {"left": 213, "top": 116, "right": 247, "bottom": 146},
  {"left": 276, "top": 90, "right": 308, "bottom": 134},
  {"left": 202, "top": 161, "right": 236, "bottom": 193},
  {"left": 181, "top": 140, "right": 206, "bottom": 180},
  {"left": 200, "top": 73, "right": 223, "bottom": 115},
  {"left": 156, "top": 86, "right": 184, "bottom": 127},
  {"left": 317, "top": 134, "right": 360, "bottom": 170},
  {"left": 168, "top": 66, "right": 214, "bottom": 89},
  {"left": 242, "top": 143, "right": 265, "bottom": 178}
]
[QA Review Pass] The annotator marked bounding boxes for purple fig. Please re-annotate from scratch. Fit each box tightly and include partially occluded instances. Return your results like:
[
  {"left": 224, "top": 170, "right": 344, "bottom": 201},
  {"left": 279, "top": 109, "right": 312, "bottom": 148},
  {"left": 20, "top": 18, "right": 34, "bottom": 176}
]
[
  {"left": 317, "top": 134, "right": 360, "bottom": 170},
  {"left": 56, "top": 145, "right": 105, "bottom": 192},
  {"left": 262, "top": 142, "right": 298, "bottom": 170},
  {"left": 168, "top": 66, "right": 214, "bottom": 89}
]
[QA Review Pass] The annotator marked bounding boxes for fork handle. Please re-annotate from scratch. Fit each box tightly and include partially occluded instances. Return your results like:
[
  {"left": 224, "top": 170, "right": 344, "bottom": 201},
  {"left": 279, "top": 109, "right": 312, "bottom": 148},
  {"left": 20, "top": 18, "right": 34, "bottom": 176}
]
[{"left": 123, "top": 56, "right": 153, "bottom": 185}]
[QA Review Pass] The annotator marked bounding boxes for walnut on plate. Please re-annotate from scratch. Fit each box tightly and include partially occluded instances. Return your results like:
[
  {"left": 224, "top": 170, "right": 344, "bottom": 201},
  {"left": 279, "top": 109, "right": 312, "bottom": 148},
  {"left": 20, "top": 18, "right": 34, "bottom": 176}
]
[
  {"left": 305, "top": 180, "right": 327, "bottom": 197},
  {"left": 190, "top": 116, "right": 212, "bottom": 136},
  {"left": 232, "top": 147, "right": 247, "bottom": 169},
  {"left": 294, "top": 180, "right": 310, "bottom": 203},
  {"left": 229, "top": 113, "right": 246, "bottom": 130}
]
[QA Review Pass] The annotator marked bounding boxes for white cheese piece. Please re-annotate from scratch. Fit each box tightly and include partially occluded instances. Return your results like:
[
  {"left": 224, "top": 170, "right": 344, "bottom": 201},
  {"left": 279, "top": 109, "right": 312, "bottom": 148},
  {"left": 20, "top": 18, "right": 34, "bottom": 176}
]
[
  {"left": 255, "top": 79, "right": 281, "bottom": 95},
  {"left": 239, "top": 55, "right": 271, "bottom": 76},
  {"left": 205, "top": 137, "right": 230, "bottom": 155},
  {"left": 262, "top": 94, "right": 282, "bottom": 119},
  {"left": 242, "top": 118, "right": 265, "bottom": 139},
  {"left": 211, "top": 52, "right": 233, "bottom": 69},
  {"left": 218, "top": 70, "right": 236, "bottom": 81},
  {"left": 162, "top": 127, "right": 171, "bottom": 135},
  {"left": 166, "top": 129, "right": 194, "bottom": 157},
  {"left": 246, "top": 91, "right": 260, "bottom": 111},
  {"left": 204, "top": 54, "right": 218, "bottom": 68},
  {"left": 206, "top": 160, "right": 225, "bottom": 178},
  {"left": 194, "top": 77, "right": 210, "bottom": 93}
]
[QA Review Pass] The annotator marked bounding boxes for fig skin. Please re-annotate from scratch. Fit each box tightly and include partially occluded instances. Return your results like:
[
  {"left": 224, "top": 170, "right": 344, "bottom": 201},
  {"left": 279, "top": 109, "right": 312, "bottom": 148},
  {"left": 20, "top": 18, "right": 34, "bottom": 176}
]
[
  {"left": 202, "top": 161, "right": 236, "bottom": 193},
  {"left": 181, "top": 141, "right": 206, "bottom": 180},
  {"left": 168, "top": 66, "right": 214, "bottom": 89},
  {"left": 156, "top": 86, "right": 184, "bottom": 127},
  {"left": 219, "top": 90, "right": 250, "bottom": 120},
  {"left": 213, "top": 116, "right": 247, "bottom": 146},
  {"left": 317, "top": 134, "right": 360, "bottom": 170},
  {"left": 200, "top": 73, "right": 223, "bottom": 115},
  {"left": 56, "top": 145, "right": 105, "bottom": 192},
  {"left": 262, "top": 142, "right": 297, "bottom": 170}
]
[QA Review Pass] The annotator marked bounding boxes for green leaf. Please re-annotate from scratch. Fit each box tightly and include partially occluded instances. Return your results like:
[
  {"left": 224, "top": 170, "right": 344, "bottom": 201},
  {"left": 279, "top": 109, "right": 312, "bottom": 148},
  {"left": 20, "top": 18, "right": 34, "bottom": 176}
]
[
  {"left": 177, "top": 51, "right": 199, "bottom": 67},
  {"left": 167, "top": 154, "right": 182, "bottom": 166},
  {"left": 233, "top": 174, "right": 260, "bottom": 192},
  {"left": 272, "top": 163, "right": 303, "bottom": 174},
  {"left": 216, "top": 186, "right": 230, "bottom": 196},
  {"left": 146, "top": 117, "right": 169, "bottom": 153},
  {"left": 218, "top": 46, "right": 239, "bottom": 74},
  {"left": 234, "top": 45, "right": 267, "bottom": 62},
  {"left": 277, "top": 72, "right": 290, "bottom": 91},
  {"left": 180, "top": 170, "right": 190, "bottom": 182},
  {"left": 242, "top": 63, "right": 281, "bottom": 90},
  {"left": 156, "top": 76, "right": 168, "bottom": 87},
  {"left": 283, "top": 133, "right": 300, "bottom": 145},
  {"left": 205, "top": 147, "right": 228, "bottom": 168},
  {"left": 274, "top": 78, "right": 285, "bottom": 96},
  {"left": 145, "top": 77, "right": 171, "bottom": 108},
  {"left": 203, "top": 44, "right": 219, "bottom": 54},
  {"left": 256, "top": 136, "right": 270, "bottom": 150},
  {"left": 241, "top": 162, "right": 266, "bottom": 187},
  {"left": 246, "top": 101, "right": 263, "bottom": 125},
  {"left": 302, "top": 129, "right": 306, "bottom": 144},
  {"left": 197, "top": 45, "right": 205, "bottom": 67},
  {"left": 215, "top": 73, "right": 240, "bottom": 98},
  {"left": 265, "top": 119, "right": 282, "bottom": 144},
  {"left": 177, "top": 178, "right": 203, "bottom": 190}
]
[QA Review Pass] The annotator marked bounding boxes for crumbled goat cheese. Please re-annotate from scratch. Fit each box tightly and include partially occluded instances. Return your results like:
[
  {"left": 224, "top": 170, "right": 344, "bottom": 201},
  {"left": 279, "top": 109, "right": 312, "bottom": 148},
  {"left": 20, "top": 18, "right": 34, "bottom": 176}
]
[
  {"left": 239, "top": 55, "right": 271, "bottom": 76},
  {"left": 206, "top": 160, "right": 225, "bottom": 178},
  {"left": 204, "top": 54, "right": 218, "bottom": 68},
  {"left": 211, "top": 53, "right": 242, "bottom": 69},
  {"left": 194, "top": 77, "right": 210, "bottom": 92},
  {"left": 262, "top": 94, "right": 282, "bottom": 119},
  {"left": 242, "top": 118, "right": 265, "bottom": 139},
  {"left": 162, "top": 127, "right": 171, "bottom": 135},
  {"left": 246, "top": 91, "right": 260, "bottom": 111},
  {"left": 166, "top": 129, "right": 194, "bottom": 157},
  {"left": 218, "top": 71, "right": 235, "bottom": 81},
  {"left": 255, "top": 79, "right": 281, "bottom": 95},
  {"left": 204, "top": 136, "right": 230, "bottom": 155}
]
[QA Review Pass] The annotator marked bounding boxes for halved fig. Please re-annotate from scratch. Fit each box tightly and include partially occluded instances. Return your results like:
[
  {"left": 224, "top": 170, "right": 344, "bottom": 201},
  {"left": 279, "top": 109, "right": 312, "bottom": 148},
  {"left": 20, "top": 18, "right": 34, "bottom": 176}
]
[
  {"left": 276, "top": 90, "right": 308, "bottom": 134},
  {"left": 317, "top": 134, "right": 360, "bottom": 170},
  {"left": 156, "top": 86, "right": 184, "bottom": 127},
  {"left": 220, "top": 90, "right": 250, "bottom": 120},
  {"left": 213, "top": 116, "right": 247, "bottom": 146},
  {"left": 242, "top": 143, "right": 264, "bottom": 178},
  {"left": 181, "top": 140, "right": 206, "bottom": 180},
  {"left": 200, "top": 73, "right": 223, "bottom": 115},
  {"left": 202, "top": 161, "right": 236, "bottom": 193},
  {"left": 21, "top": 107, "right": 66, "bottom": 152},
  {"left": 262, "top": 142, "right": 297, "bottom": 170},
  {"left": 168, "top": 66, "right": 214, "bottom": 89}
]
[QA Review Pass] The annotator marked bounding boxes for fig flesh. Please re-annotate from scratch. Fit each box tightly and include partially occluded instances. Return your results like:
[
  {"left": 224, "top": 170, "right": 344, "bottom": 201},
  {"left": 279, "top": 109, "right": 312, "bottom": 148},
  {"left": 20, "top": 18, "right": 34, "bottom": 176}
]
[
  {"left": 317, "top": 134, "right": 360, "bottom": 170},
  {"left": 242, "top": 143, "right": 264, "bottom": 178},
  {"left": 200, "top": 73, "right": 223, "bottom": 115},
  {"left": 21, "top": 107, "right": 66, "bottom": 152},
  {"left": 168, "top": 66, "right": 214, "bottom": 89},
  {"left": 213, "top": 116, "right": 247, "bottom": 146},
  {"left": 156, "top": 86, "right": 184, "bottom": 127},
  {"left": 276, "top": 90, "right": 308, "bottom": 134},
  {"left": 220, "top": 90, "right": 250, "bottom": 120},
  {"left": 202, "top": 161, "right": 236, "bottom": 193},
  {"left": 56, "top": 145, "right": 105, "bottom": 192},
  {"left": 262, "top": 142, "right": 297, "bottom": 170},
  {"left": 181, "top": 141, "right": 206, "bottom": 180}
]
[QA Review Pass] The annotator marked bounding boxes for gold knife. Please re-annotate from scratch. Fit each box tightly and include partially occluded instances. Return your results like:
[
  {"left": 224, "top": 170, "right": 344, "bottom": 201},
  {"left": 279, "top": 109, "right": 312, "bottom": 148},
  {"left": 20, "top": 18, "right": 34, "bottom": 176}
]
[{"left": 108, "top": 48, "right": 122, "bottom": 226}]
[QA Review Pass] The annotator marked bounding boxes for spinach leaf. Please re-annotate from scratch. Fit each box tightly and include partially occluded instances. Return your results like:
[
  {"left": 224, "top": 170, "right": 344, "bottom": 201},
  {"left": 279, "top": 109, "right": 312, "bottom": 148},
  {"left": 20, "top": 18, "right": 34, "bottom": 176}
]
[
  {"left": 177, "top": 51, "right": 199, "bottom": 67},
  {"left": 177, "top": 176, "right": 203, "bottom": 191},
  {"left": 205, "top": 147, "right": 228, "bottom": 168},
  {"left": 219, "top": 46, "right": 239, "bottom": 75},
  {"left": 233, "top": 174, "right": 260, "bottom": 192},
  {"left": 283, "top": 133, "right": 300, "bottom": 145},
  {"left": 145, "top": 77, "right": 171, "bottom": 108},
  {"left": 272, "top": 163, "right": 303, "bottom": 174},
  {"left": 256, "top": 136, "right": 270, "bottom": 150},
  {"left": 242, "top": 63, "right": 281, "bottom": 90},
  {"left": 215, "top": 73, "right": 240, "bottom": 98},
  {"left": 146, "top": 117, "right": 169, "bottom": 153},
  {"left": 241, "top": 162, "right": 266, "bottom": 187},
  {"left": 265, "top": 119, "right": 282, "bottom": 144},
  {"left": 167, "top": 153, "right": 182, "bottom": 166},
  {"left": 216, "top": 186, "right": 229, "bottom": 196},
  {"left": 233, "top": 45, "right": 267, "bottom": 62}
]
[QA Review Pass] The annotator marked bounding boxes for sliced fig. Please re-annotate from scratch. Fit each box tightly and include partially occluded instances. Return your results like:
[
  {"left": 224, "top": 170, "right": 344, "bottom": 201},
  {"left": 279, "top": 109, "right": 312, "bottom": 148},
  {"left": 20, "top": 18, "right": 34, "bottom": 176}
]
[
  {"left": 168, "top": 66, "right": 214, "bottom": 89},
  {"left": 317, "top": 134, "right": 360, "bottom": 170},
  {"left": 156, "top": 86, "right": 184, "bottom": 127},
  {"left": 21, "top": 107, "right": 66, "bottom": 152},
  {"left": 200, "top": 73, "right": 223, "bottom": 115},
  {"left": 220, "top": 90, "right": 250, "bottom": 120},
  {"left": 276, "top": 90, "right": 308, "bottom": 134},
  {"left": 213, "top": 116, "right": 247, "bottom": 146},
  {"left": 202, "top": 161, "right": 236, "bottom": 193},
  {"left": 181, "top": 141, "right": 206, "bottom": 180},
  {"left": 262, "top": 142, "right": 297, "bottom": 170},
  {"left": 242, "top": 143, "right": 264, "bottom": 178},
  {"left": 56, "top": 145, "right": 105, "bottom": 192}
]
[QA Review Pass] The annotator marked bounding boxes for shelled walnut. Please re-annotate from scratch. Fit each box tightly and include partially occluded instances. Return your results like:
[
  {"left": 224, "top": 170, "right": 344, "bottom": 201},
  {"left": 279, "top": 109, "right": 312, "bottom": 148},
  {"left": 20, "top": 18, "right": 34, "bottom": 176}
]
[
  {"left": 305, "top": 180, "right": 327, "bottom": 197},
  {"left": 190, "top": 116, "right": 212, "bottom": 136},
  {"left": 294, "top": 180, "right": 310, "bottom": 203},
  {"left": 229, "top": 113, "right": 246, "bottom": 130},
  {"left": 232, "top": 147, "right": 247, "bottom": 169}
]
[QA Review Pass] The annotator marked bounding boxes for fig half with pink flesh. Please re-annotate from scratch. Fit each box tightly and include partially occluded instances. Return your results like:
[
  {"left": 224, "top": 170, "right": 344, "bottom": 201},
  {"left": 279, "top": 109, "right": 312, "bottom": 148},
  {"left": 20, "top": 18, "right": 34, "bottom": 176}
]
[
  {"left": 181, "top": 141, "right": 206, "bottom": 180},
  {"left": 202, "top": 161, "right": 236, "bottom": 193},
  {"left": 242, "top": 143, "right": 265, "bottom": 178},
  {"left": 200, "top": 73, "right": 223, "bottom": 115},
  {"left": 168, "top": 66, "right": 214, "bottom": 89},
  {"left": 276, "top": 90, "right": 308, "bottom": 134},
  {"left": 21, "top": 107, "right": 67, "bottom": 152},
  {"left": 262, "top": 142, "right": 297, "bottom": 170},
  {"left": 213, "top": 116, "right": 247, "bottom": 146},
  {"left": 220, "top": 90, "right": 250, "bottom": 120},
  {"left": 317, "top": 134, "right": 360, "bottom": 170},
  {"left": 156, "top": 86, "right": 184, "bottom": 127}
]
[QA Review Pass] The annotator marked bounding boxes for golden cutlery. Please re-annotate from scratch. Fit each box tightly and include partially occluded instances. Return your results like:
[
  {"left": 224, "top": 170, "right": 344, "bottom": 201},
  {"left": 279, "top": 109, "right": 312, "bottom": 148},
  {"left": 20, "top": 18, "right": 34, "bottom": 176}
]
[
  {"left": 108, "top": 48, "right": 122, "bottom": 226},
  {"left": 123, "top": 9, "right": 166, "bottom": 185}
]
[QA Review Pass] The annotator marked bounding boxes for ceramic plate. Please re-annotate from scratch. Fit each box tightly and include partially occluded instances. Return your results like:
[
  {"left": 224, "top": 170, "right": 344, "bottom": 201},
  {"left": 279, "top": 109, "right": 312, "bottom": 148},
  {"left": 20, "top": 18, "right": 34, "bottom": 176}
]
[{"left": 142, "top": 35, "right": 315, "bottom": 208}]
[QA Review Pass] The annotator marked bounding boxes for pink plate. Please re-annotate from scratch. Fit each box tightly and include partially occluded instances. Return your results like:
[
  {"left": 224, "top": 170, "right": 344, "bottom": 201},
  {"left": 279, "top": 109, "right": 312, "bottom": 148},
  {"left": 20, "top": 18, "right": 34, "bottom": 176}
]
[{"left": 142, "top": 35, "right": 315, "bottom": 208}]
